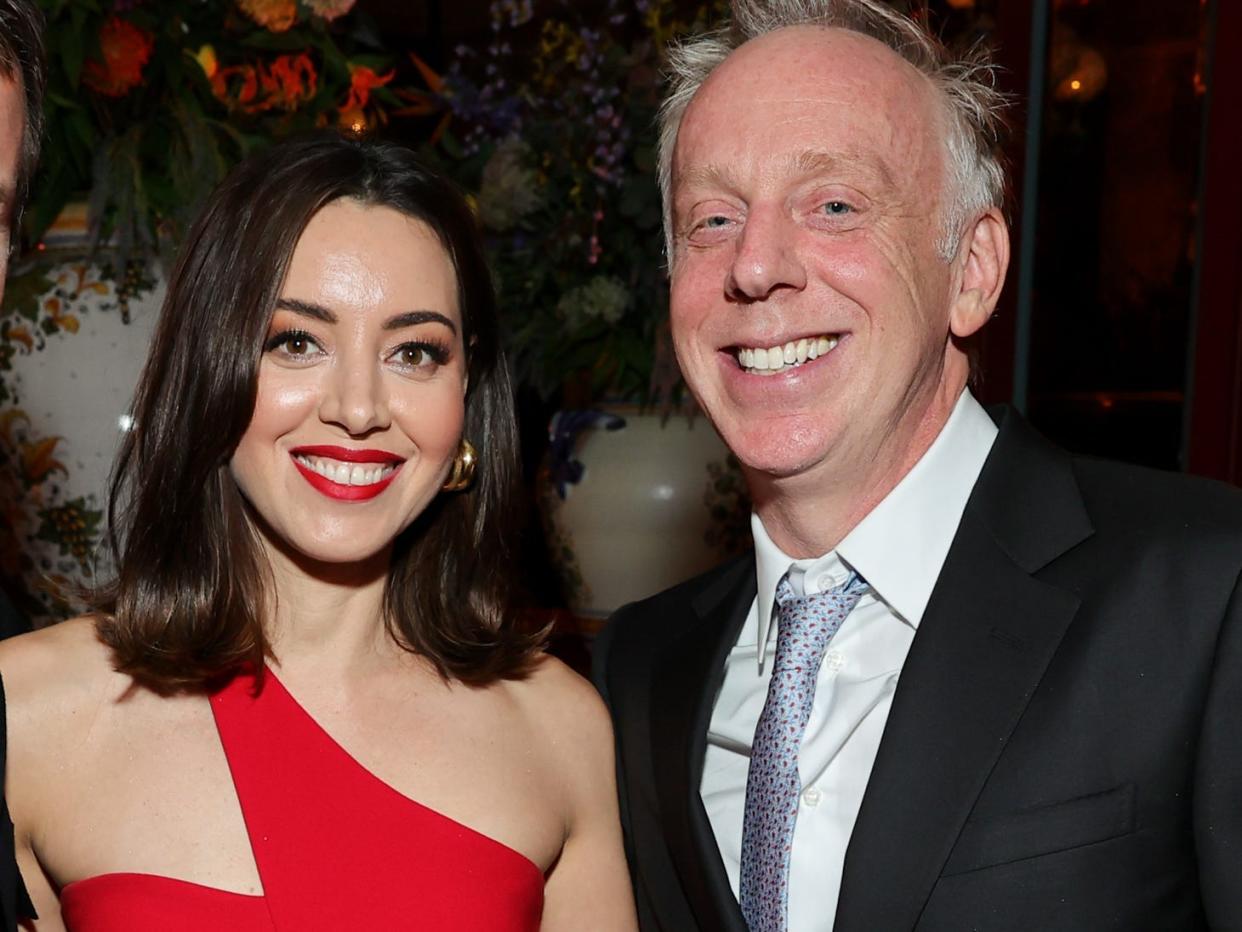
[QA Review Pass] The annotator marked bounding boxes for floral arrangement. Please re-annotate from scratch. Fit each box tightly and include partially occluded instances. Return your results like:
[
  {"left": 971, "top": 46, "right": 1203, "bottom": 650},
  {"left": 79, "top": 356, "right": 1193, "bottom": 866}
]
[
  {"left": 0, "top": 0, "right": 436, "bottom": 619},
  {"left": 20, "top": 0, "right": 428, "bottom": 283},
  {"left": 428, "top": 0, "right": 727, "bottom": 404}
]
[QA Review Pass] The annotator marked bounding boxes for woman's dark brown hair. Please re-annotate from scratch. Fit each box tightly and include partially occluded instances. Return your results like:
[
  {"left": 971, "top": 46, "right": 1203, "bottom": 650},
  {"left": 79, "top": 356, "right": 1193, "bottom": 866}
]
[{"left": 97, "top": 132, "right": 539, "bottom": 690}]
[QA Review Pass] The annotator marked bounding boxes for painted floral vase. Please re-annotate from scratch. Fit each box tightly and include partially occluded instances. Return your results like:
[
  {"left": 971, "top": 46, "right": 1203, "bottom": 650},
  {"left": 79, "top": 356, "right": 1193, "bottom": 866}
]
[
  {"left": 0, "top": 258, "right": 161, "bottom": 623},
  {"left": 539, "top": 406, "right": 751, "bottom": 621}
]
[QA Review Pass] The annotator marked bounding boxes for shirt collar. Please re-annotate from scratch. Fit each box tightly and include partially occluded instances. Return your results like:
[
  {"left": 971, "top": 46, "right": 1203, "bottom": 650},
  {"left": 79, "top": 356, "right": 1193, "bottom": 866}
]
[{"left": 751, "top": 390, "right": 998, "bottom": 670}]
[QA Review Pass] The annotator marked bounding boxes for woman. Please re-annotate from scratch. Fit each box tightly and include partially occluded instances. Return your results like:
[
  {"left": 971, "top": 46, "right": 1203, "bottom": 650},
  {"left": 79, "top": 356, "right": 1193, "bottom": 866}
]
[{"left": 0, "top": 134, "right": 637, "bottom": 930}]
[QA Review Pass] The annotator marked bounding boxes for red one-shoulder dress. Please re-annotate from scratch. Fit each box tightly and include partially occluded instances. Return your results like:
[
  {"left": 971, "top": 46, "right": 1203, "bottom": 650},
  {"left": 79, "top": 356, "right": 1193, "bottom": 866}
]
[{"left": 59, "top": 668, "right": 544, "bottom": 930}]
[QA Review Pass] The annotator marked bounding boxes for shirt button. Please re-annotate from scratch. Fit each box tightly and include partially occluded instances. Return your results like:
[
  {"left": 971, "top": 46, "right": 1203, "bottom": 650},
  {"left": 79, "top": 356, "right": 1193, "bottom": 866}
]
[
  {"left": 824, "top": 650, "right": 844, "bottom": 672},
  {"left": 816, "top": 573, "right": 835, "bottom": 590},
  {"left": 802, "top": 787, "right": 822, "bottom": 807}
]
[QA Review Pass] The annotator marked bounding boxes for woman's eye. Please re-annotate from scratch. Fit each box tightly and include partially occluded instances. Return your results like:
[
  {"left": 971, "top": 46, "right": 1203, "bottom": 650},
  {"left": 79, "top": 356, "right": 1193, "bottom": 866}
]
[
  {"left": 265, "top": 330, "right": 323, "bottom": 358},
  {"left": 390, "top": 342, "right": 449, "bottom": 370},
  {"left": 402, "top": 346, "right": 432, "bottom": 366}
]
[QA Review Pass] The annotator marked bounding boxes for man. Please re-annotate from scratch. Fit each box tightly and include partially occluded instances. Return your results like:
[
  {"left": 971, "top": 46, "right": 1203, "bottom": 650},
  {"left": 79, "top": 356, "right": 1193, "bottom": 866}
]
[
  {"left": 0, "top": 2, "right": 43, "bottom": 927},
  {"left": 593, "top": 1, "right": 1242, "bottom": 930}
]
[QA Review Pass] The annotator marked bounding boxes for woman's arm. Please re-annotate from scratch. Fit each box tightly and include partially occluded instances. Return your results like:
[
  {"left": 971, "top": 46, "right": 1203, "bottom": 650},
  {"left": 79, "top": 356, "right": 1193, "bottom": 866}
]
[
  {"left": 536, "top": 661, "right": 638, "bottom": 931},
  {"left": 2, "top": 619, "right": 104, "bottom": 931}
]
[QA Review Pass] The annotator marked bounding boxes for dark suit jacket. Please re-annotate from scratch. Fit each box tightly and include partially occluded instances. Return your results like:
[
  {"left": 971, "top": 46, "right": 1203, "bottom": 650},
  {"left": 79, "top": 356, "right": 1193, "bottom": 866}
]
[{"left": 594, "top": 407, "right": 1242, "bottom": 931}]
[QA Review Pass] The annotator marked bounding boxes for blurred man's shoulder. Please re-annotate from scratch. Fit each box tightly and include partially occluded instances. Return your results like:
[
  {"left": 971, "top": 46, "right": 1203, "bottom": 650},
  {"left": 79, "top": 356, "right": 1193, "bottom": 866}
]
[
  {"left": 597, "top": 552, "right": 753, "bottom": 667},
  {"left": 1069, "top": 452, "right": 1242, "bottom": 536}
]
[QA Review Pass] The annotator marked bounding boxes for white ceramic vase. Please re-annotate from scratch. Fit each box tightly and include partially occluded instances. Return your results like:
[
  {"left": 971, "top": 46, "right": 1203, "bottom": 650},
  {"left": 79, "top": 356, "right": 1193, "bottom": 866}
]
[
  {"left": 540, "top": 406, "right": 750, "bottom": 619},
  {"left": 0, "top": 259, "right": 161, "bottom": 621}
]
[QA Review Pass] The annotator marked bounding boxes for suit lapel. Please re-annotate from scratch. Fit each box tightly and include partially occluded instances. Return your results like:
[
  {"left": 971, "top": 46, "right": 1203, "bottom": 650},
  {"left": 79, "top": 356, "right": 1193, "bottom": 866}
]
[
  {"left": 649, "top": 557, "right": 754, "bottom": 932},
  {"left": 835, "top": 408, "right": 1094, "bottom": 931}
]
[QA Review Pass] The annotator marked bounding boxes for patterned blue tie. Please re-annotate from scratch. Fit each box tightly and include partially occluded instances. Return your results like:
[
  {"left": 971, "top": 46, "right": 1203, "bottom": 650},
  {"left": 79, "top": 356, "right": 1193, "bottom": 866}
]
[{"left": 739, "top": 571, "right": 869, "bottom": 932}]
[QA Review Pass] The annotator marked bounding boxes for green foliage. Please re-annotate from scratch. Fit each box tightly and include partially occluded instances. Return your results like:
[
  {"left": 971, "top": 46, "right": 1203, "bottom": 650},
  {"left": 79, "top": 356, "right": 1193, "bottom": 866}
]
[
  {"left": 24, "top": 0, "right": 408, "bottom": 279},
  {"left": 430, "top": 0, "right": 728, "bottom": 404}
]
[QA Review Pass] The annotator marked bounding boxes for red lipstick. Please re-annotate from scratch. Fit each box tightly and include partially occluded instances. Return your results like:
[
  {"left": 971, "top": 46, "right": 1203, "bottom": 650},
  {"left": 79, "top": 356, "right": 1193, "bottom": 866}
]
[
  {"left": 291, "top": 445, "right": 404, "bottom": 464},
  {"left": 290, "top": 446, "right": 404, "bottom": 502}
]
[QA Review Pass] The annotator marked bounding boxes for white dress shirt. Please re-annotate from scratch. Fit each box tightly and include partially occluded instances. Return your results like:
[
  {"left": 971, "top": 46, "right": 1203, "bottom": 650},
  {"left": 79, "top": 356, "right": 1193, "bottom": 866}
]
[{"left": 699, "top": 390, "right": 998, "bottom": 930}]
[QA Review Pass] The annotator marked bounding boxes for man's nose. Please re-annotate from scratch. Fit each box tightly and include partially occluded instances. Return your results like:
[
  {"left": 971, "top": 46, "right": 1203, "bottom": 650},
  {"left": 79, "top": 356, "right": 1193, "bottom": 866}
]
[
  {"left": 319, "top": 355, "right": 391, "bottom": 436},
  {"left": 725, "top": 208, "right": 807, "bottom": 302}
]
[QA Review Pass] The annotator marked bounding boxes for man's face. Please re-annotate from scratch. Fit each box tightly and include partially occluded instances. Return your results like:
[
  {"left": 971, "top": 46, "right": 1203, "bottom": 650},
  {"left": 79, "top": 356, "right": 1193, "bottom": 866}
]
[
  {"left": 669, "top": 26, "right": 974, "bottom": 494},
  {"left": 0, "top": 72, "right": 24, "bottom": 301}
]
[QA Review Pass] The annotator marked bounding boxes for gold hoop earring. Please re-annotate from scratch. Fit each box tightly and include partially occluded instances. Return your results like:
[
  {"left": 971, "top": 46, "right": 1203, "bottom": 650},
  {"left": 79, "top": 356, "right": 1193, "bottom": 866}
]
[{"left": 442, "top": 439, "right": 478, "bottom": 492}]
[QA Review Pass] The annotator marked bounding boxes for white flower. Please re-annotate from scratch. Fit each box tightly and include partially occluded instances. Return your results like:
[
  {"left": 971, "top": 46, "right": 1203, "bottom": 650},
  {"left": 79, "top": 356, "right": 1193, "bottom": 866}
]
[
  {"left": 477, "top": 137, "right": 543, "bottom": 231},
  {"left": 557, "top": 276, "right": 630, "bottom": 331}
]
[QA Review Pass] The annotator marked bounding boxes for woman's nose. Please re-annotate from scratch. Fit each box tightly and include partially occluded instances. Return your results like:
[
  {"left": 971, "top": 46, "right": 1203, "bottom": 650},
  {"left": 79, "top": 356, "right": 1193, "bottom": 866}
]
[{"left": 318, "top": 356, "right": 391, "bottom": 436}]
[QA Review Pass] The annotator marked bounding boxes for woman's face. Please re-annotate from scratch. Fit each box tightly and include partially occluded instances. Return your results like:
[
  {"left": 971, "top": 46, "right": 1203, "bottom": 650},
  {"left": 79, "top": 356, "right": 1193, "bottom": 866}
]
[{"left": 229, "top": 198, "right": 468, "bottom": 565}]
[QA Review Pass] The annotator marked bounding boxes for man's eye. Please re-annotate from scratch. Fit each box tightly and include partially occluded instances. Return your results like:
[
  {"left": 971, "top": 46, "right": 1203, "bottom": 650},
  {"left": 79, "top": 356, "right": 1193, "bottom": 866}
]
[
  {"left": 822, "top": 201, "right": 852, "bottom": 215},
  {"left": 703, "top": 215, "right": 731, "bottom": 228}
]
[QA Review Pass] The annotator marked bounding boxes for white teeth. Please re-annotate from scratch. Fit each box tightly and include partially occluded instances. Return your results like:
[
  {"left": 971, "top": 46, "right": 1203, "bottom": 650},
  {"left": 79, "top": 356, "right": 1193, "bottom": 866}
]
[
  {"left": 294, "top": 454, "right": 397, "bottom": 486},
  {"left": 734, "top": 335, "right": 841, "bottom": 375}
]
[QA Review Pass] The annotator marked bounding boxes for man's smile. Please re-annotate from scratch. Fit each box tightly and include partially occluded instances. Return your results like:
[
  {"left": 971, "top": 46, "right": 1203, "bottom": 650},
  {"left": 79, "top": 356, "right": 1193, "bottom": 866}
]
[{"left": 733, "top": 334, "right": 842, "bottom": 375}]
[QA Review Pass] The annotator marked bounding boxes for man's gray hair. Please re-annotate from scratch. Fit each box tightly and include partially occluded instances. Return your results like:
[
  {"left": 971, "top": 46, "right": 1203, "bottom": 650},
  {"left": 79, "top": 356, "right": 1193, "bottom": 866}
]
[{"left": 658, "top": 0, "right": 1008, "bottom": 263}]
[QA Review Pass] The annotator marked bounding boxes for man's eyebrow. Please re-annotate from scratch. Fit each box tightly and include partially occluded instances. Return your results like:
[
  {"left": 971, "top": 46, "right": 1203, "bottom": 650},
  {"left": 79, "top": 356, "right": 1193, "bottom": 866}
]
[
  {"left": 675, "top": 149, "right": 897, "bottom": 195},
  {"left": 273, "top": 299, "right": 457, "bottom": 335},
  {"left": 789, "top": 149, "right": 897, "bottom": 191}
]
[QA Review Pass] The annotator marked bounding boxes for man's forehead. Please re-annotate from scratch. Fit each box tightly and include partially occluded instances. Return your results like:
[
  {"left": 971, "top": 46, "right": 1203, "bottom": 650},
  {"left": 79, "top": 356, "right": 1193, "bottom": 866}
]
[{"left": 674, "top": 147, "right": 898, "bottom": 197}]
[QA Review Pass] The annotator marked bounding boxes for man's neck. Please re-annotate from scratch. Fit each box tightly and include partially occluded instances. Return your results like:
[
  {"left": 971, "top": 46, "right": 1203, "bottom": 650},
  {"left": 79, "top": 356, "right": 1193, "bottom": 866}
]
[{"left": 748, "top": 383, "right": 966, "bottom": 559}]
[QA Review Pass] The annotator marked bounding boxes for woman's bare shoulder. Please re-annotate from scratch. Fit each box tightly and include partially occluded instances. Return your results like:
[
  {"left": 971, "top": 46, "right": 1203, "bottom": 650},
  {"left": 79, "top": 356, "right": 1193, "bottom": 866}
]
[
  {"left": 0, "top": 616, "right": 127, "bottom": 727},
  {"left": 505, "top": 653, "right": 615, "bottom": 763}
]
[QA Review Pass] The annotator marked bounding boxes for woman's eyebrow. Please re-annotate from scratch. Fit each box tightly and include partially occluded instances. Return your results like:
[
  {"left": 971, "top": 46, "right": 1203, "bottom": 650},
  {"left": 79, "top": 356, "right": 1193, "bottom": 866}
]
[
  {"left": 272, "top": 300, "right": 457, "bottom": 336},
  {"left": 275, "top": 297, "right": 336, "bottom": 323},
  {"left": 384, "top": 310, "right": 457, "bottom": 335}
]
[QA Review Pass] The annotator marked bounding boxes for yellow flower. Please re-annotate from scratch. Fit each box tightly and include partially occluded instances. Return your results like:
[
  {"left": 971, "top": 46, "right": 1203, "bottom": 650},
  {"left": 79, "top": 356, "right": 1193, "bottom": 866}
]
[{"left": 194, "top": 44, "right": 218, "bottom": 80}]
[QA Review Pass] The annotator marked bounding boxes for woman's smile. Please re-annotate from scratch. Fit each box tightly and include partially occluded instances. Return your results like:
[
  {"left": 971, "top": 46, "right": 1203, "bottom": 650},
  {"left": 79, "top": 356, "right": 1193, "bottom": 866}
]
[{"left": 290, "top": 445, "right": 405, "bottom": 502}]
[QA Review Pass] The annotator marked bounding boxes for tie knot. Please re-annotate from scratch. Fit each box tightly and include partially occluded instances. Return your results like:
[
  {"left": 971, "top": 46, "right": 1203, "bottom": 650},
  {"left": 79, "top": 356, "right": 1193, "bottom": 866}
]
[
  {"left": 774, "top": 570, "right": 867, "bottom": 611},
  {"left": 771, "top": 571, "right": 868, "bottom": 666}
]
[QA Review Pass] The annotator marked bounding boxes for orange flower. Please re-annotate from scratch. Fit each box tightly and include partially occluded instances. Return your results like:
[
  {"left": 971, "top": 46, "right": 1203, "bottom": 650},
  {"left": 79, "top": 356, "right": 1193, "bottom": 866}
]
[
  {"left": 0, "top": 408, "right": 28, "bottom": 445},
  {"left": 4, "top": 325, "right": 32, "bottom": 352},
  {"left": 342, "top": 64, "right": 394, "bottom": 114},
  {"left": 211, "top": 64, "right": 260, "bottom": 110},
  {"left": 81, "top": 17, "right": 154, "bottom": 97},
  {"left": 305, "top": 0, "right": 356, "bottom": 21},
  {"left": 19, "top": 436, "right": 66, "bottom": 484},
  {"left": 262, "top": 53, "right": 318, "bottom": 111},
  {"left": 237, "top": 0, "right": 298, "bottom": 33}
]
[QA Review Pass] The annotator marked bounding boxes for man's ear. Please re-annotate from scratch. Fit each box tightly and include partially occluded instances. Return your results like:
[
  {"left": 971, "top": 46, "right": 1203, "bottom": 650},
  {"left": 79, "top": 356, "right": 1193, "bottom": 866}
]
[{"left": 949, "top": 207, "right": 1010, "bottom": 339}]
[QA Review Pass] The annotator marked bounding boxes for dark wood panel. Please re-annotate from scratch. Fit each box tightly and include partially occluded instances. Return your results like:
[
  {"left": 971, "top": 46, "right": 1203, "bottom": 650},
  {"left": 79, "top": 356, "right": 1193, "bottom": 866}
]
[{"left": 1186, "top": 0, "right": 1242, "bottom": 484}]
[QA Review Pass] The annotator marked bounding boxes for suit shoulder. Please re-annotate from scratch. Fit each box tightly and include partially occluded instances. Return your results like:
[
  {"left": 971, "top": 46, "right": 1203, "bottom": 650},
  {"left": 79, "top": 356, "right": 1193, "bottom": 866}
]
[
  {"left": 1070, "top": 455, "right": 1242, "bottom": 535},
  {"left": 610, "top": 553, "right": 750, "bottom": 633},
  {"left": 595, "top": 553, "right": 752, "bottom": 677}
]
